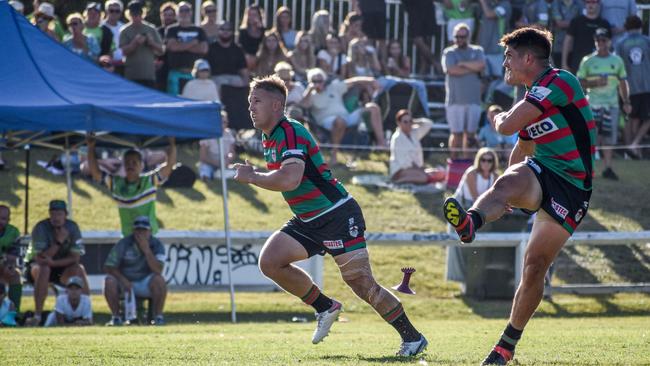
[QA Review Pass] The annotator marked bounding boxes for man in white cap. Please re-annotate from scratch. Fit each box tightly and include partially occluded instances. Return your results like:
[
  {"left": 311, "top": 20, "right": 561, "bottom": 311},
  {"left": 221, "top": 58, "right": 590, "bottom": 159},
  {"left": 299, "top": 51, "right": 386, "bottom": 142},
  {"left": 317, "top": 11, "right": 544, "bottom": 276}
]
[{"left": 44, "top": 276, "right": 93, "bottom": 327}]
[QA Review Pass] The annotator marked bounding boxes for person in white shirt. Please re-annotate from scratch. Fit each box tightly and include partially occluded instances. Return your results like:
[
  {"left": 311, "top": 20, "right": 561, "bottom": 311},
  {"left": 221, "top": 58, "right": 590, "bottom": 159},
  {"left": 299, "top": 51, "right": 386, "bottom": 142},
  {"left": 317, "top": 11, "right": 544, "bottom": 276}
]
[
  {"left": 274, "top": 62, "right": 306, "bottom": 122},
  {"left": 389, "top": 109, "right": 437, "bottom": 184},
  {"left": 198, "top": 111, "right": 236, "bottom": 180},
  {"left": 44, "top": 276, "right": 93, "bottom": 327},
  {"left": 181, "top": 59, "right": 220, "bottom": 103}
]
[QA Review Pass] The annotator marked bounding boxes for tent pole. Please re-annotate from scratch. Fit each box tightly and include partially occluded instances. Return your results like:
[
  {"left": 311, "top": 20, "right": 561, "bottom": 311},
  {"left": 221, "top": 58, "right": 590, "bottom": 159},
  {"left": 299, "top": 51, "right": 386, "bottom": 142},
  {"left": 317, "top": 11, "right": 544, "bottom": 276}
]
[
  {"left": 219, "top": 136, "right": 236, "bottom": 323},
  {"left": 195, "top": 0, "right": 201, "bottom": 25},
  {"left": 23, "top": 145, "right": 30, "bottom": 235},
  {"left": 64, "top": 144, "right": 73, "bottom": 219}
]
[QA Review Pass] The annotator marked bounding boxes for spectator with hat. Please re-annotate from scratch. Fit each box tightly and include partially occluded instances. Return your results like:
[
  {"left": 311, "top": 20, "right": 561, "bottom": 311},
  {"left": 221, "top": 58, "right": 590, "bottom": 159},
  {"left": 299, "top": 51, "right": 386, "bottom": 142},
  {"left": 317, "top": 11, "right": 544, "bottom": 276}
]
[
  {"left": 32, "top": 2, "right": 59, "bottom": 41},
  {"left": 164, "top": 1, "right": 208, "bottom": 95},
  {"left": 577, "top": 27, "right": 630, "bottom": 180},
  {"left": 44, "top": 276, "right": 93, "bottom": 327},
  {"left": 120, "top": 0, "right": 163, "bottom": 89},
  {"left": 24, "top": 200, "right": 89, "bottom": 327},
  {"left": 103, "top": 216, "right": 167, "bottom": 326},
  {"left": 0, "top": 205, "right": 23, "bottom": 314},
  {"left": 9, "top": 1, "right": 24, "bottom": 15},
  {"left": 181, "top": 59, "right": 220, "bottom": 102},
  {"left": 102, "top": 0, "right": 125, "bottom": 64},
  {"left": 62, "top": 12, "right": 101, "bottom": 62},
  {"left": 83, "top": 2, "right": 114, "bottom": 57}
]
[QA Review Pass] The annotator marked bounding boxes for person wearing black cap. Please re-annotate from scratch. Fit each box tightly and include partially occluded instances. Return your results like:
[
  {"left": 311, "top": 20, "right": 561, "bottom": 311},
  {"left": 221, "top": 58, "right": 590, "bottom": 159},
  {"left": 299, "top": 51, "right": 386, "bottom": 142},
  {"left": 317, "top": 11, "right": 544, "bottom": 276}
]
[
  {"left": 24, "top": 200, "right": 89, "bottom": 326},
  {"left": 103, "top": 216, "right": 167, "bottom": 326},
  {"left": 83, "top": 1, "right": 114, "bottom": 57},
  {"left": 120, "top": 0, "right": 164, "bottom": 88},
  {"left": 577, "top": 27, "right": 631, "bottom": 180}
]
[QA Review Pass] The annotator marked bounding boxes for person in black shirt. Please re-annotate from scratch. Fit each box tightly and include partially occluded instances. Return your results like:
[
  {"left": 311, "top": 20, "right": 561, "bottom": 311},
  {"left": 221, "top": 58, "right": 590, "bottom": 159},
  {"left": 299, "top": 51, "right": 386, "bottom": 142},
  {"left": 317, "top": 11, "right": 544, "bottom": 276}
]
[
  {"left": 237, "top": 4, "right": 265, "bottom": 71},
  {"left": 155, "top": 1, "right": 177, "bottom": 91},
  {"left": 207, "top": 20, "right": 250, "bottom": 94},
  {"left": 164, "top": 1, "right": 208, "bottom": 95},
  {"left": 562, "top": 0, "right": 611, "bottom": 74}
]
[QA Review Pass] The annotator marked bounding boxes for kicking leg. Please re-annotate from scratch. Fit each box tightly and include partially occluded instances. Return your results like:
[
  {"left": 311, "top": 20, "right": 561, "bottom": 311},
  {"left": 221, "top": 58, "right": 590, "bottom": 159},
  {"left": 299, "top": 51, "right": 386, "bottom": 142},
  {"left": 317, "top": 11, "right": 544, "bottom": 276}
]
[{"left": 335, "top": 249, "right": 427, "bottom": 356}]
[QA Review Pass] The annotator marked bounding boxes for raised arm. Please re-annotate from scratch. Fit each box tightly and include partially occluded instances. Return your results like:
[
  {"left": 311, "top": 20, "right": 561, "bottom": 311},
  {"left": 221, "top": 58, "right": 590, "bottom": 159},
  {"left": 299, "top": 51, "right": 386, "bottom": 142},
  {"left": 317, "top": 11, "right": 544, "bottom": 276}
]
[{"left": 158, "top": 137, "right": 177, "bottom": 180}]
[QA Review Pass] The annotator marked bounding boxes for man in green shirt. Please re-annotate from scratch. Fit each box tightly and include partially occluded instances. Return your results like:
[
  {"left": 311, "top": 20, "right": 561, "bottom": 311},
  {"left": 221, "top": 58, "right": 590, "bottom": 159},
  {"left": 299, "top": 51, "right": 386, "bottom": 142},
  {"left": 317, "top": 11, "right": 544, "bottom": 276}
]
[
  {"left": 86, "top": 136, "right": 176, "bottom": 236},
  {"left": 0, "top": 205, "right": 22, "bottom": 312}
]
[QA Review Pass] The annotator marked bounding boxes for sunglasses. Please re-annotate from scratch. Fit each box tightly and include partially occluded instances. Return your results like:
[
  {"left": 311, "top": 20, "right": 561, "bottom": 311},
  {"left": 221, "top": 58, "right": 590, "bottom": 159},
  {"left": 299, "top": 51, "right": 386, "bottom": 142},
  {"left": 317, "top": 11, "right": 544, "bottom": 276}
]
[
  {"left": 68, "top": 21, "right": 82, "bottom": 26},
  {"left": 480, "top": 158, "right": 494, "bottom": 163},
  {"left": 205, "top": 8, "right": 216, "bottom": 13},
  {"left": 108, "top": 8, "right": 121, "bottom": 13},
  {"left": 179, "top": 8, "right": 191, "bottom": 13}
]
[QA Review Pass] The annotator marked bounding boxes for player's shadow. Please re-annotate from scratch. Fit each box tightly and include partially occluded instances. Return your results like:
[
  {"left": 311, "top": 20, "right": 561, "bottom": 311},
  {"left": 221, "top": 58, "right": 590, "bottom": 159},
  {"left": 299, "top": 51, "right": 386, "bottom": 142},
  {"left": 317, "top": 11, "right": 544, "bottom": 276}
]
[
  {"left": 204, "top": 178, "right": 270, "bottom": 213},
  {"left": 323, "top": 355, "right": 423, "bottom": 364}
]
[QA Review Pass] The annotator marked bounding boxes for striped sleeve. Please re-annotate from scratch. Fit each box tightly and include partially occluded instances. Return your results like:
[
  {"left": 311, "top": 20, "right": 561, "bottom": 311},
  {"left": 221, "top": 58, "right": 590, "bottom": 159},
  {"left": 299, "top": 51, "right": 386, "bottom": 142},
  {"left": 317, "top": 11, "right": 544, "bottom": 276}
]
[{"left": 279, "top": 121, "right": 306, "bottom": 162}]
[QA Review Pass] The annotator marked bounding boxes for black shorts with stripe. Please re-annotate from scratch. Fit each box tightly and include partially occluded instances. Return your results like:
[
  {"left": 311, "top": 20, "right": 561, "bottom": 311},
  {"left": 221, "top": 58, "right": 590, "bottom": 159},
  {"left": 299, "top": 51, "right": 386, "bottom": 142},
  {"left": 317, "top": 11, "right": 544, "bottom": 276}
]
[
  {"left": 522, "top": 157, "right": 591, "bottom": 235},
  {"left": 281, "top": 198, "right": 367, "bottom": 257}
]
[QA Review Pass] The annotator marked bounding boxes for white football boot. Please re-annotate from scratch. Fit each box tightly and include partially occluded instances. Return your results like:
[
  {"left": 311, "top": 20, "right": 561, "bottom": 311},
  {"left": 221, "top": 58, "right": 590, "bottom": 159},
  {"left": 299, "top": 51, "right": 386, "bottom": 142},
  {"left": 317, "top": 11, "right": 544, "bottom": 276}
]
[
  {"left": 396, "top": 334, "right": 428, "bottom": 356},
  {"left": 312, "top": 300, "right": 342, "bottom": 344}
]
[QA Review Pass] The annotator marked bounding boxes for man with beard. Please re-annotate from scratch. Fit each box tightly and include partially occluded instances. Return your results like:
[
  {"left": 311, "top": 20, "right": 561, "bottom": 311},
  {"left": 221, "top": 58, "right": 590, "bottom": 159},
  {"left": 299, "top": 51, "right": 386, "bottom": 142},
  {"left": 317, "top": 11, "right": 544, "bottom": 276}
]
[
  {"left": 206, "top": 20, "right": 249, "bottom": 94},
  {"left": 443, "top": 27, "right": 596, "bottom": 365}
]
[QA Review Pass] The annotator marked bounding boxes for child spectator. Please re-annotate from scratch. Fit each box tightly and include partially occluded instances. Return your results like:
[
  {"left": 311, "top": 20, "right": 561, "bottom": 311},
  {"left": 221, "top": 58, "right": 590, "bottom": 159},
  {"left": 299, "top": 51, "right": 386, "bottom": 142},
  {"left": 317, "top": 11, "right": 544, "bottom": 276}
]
[
  {"left": 44, "top": 276, "right": 93, "bottom": 327},
  {"left": 272, "top": 6, "right": 297, "bottom": 51},
  {"left": 254, "top": 30, "right": 289, "bottom": 77},
  {"left": 0, "top": 205, "right": 22, "bottom": 314},
  {"left": 181, "top": 59, "right": 220, "bottom": 102},
  {"left": 288, "top": 31, "right": 315, "bottom": 82}
]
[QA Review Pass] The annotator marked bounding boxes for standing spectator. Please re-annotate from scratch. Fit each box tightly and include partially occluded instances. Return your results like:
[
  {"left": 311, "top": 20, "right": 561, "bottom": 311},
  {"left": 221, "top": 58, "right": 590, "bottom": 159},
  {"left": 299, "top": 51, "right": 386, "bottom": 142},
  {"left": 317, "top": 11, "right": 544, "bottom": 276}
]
[
  {"left": 562, "top": 0, "right": 610, "bottom": 74},
  {"left": 24, "top": 200, "right": 89, "bottom": 327},
  {"left": 238, "top": 4, "right": 266, "bottom": 71},
  {"left": 522, "top": 0, "right": 551, "bottom": 27},
  {"left": 181, "top": 59, "right": 220, "bottom": 102},
  {"left": 63, "top": 13, "right": 100, "bottom": 62},
  {"left": 164, "top": 1, "right": 208, "bottom": 95},
  {"left": 198, "top": 111, "right": 236, "bottom": 181},
  {"left": 9, "top": 1, "right": 24, "bottom": 14},
  {"left": 103, "top": 0, "right": 125, "bottom": 65},
  {"left": 477, "top": 0, "right": 512, "bottom": 80},
  {"left": 0, "top": 205, "right": 22, "bottom": 313},
  {"left": 577, "top": 28, "right": 630, "bottom": 180},
  {"left": 442, "top": 23, "right": 485, "bottom": 159},
  {"left": 83, "top": 2, "right": 113, "bottom": 57},
  {"left": 32, "top": 2, "right": 59, "bottom": 41},
  {"left": 120, "top": 1, "right": 163, "bottom": 89},
  {"left": 207, "top": 20, "right": 249, "bottom": 93},
  {"left": 254, "top": 30, "right": 289, "bottom": 77},
  {"left": 301, "top": 68, "right": 386, "bottom": 165},
  {"left": 389, "top": 110, "right": 436, "bottom": 184},
  {"left": 288, "top": 31, "right": 316, "bottom": 82},
  {"left": 384, "top": 40, "right": 411, "bottom": 78},
  {"left": 443, "top": 0, "right": 475, "bottom": 43},
  {"left": 600, "top": 0, "right": 637, "bottom": 45},
  {"left": 402, "top": 0, "right": 439, "bottom": 75},
  {"left": 616, "top": 16, "right": 650, "bottom": 156},
  {"left": 550, "top": 0, "right": 583, "bottom": 68},
  {"left": 201, "top": 1, "right": 218, "bottom": 43},
  {"left": 275, "top": 61, "right": 306, "bottom": 121},
  {"left": 104, "top": 216, "right": 167, "bottom": 326},
  {"left": 308, "top": 10, "right": 332, "bottom": 54},
  {"left": 44, "top": 276, "right": 93, "bottom": 327},
  {"left": 338, "top": 11, "right": 365, "bottom": 53},
  {"left": 86, "top": 136, "right": 176, "bottom": 237},
  {"left": 343, "top": 37, "right": 381, "bottom": 79},
  {"left": 155, "top": 1, "right": 177, "bottom": 91},
  {"left": 317, "top": 33, "right": 347, "bottom": 79},
  {"left": 272, "top": 6, "right": 297, "bottom": 51},
  {"left": 352, "top": 0, "right": 387, "bottom": 61}
]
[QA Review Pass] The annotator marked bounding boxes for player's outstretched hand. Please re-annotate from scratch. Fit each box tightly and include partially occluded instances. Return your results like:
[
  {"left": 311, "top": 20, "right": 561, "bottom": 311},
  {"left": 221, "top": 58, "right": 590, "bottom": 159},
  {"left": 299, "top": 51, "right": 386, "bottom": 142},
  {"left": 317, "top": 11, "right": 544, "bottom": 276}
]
[{"left": 234, "top": 159, "right": 256, "bottom": 184}]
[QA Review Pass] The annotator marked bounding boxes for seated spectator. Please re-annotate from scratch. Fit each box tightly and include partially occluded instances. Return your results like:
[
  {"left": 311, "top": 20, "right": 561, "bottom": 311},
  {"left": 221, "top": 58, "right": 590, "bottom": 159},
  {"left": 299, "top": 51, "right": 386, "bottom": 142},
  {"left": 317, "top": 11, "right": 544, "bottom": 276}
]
[
  {"left": 120, "top": 0, "right": 164, "bottom": 89},
  {"left": 0, "top": 205, "right": 22, "bottom": 314},
  {"left": 9, "top": 1, "right": 24, "bottom": 14},
  {"left": 86, "top": 136, "right": 176, "bottom": 237},
  {"left": 308, "top": 10, "right": 333, "bottom": 54},
  {"left": 32, "top": 2, "right": 59, "bottom": 41},
  {"left": 453, "top": 147, "right": 499, "bottom": 207},
  {"left": 24, "top": 200, "right": 89, "bottom": 327},
  {"left": 83, "top": 2, "right": 113, "bottom": 57},
  {"left": 288, "top": 31, "right": 315, "bottom": 82},
  {"left": 104, "top": 216, "right": 167, "bottom": 326},
  {"left": 200, "top": 1, "right": 218, "bottom": 44},
  {"left": 102, "top": 0, "right": 125, "bottom": 64},
  {"left": 317, "top": 33, "right": 347, "bottom": 79},
  {"left": 274, "top": 61, "right": 306, "bottom": 121},
  {"left": 254, "top": 30, "right": 289, "bottom": 77},
  {"left": 272, "top": 6, "right": 297, "bottom": 50},
  {"left": 338, "top": 11, "right": 364, "bottom": 53},
  {"left": 301, "top": 68, "right": 386, "bottom": 165},
  {"left": 44, "top": 276, "right": 93, "bottom": 327},
  {"left": 389, "top": 110, "right": 440, "bottom": 184},
  {"left": 207, "top": 20, "right": 249, "bottom": 93},
  {"left": 181, "top": 59, "right": 220, "bottom": 102},
  {"left": 0, "top": 283, "right": 17, "bottom": 326},
  {"left": 238, "top": 4, "right": 266, "bottom": 71},
  {"left": 63, "top": 13, "right": 100, "bottom": 62},
  {"left": 478, "top": 105, "right": 516, "bottom": 160},
  {"left": 384, "top": 39, "right": 411, "bottom": 77},
  {"left": 164, "top": 1, "right": 208, "bottom": 95},
  {"left": 199, "top": 111, "right": 236, "bottom": 180},
  {"left": 343, "top": 37, "right": 382, "bottom": 79}
]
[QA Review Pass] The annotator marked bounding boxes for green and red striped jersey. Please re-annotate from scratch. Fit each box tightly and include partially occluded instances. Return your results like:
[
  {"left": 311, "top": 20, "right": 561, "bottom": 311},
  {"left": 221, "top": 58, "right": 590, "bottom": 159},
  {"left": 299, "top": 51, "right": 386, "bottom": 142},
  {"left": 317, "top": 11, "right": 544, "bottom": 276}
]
[
  {"left": 263, "top": 117, "right": 349, "bottom": 221},
  {"left": 520, "top": 67, "right": 597, "bottom": 191}
]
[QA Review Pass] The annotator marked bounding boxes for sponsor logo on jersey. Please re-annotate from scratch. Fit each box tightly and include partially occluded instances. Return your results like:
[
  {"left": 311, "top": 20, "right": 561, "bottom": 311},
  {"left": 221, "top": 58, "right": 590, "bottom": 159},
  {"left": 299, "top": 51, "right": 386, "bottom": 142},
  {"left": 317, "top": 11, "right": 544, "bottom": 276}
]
[
  {"left": 526, "top": 157, "right": 542, "bottom": 174},
  {"left": 348, "top": 217, "right": 359, "bottom": 237},
  {"left": 527, "top": 118, "right": 559, "bottom": 139},
  {"left": 551, "top": 197, "right": 569, "bottom": 219},
  {"left": 323, "top": 240, "right": 344, "bottom": 250},
  {"left": 528, "top": 86, "right": 552, "bottom": 102},
  {"left": 575, "top": 208, "right": 584, "bottom": 223}
]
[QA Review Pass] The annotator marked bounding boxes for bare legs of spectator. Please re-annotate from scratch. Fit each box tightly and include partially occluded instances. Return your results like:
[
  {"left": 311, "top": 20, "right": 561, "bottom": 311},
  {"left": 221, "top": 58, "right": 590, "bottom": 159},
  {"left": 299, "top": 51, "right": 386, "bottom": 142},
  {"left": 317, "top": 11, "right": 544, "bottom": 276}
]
[
  {"left": 391, "top": 167, "right": 429, "bottom": 184},
  {"left": 329, "top": 117, "right": 347, "bottom": 166},
  {"left": 628, "top": 118, "right": 650, "bottom": 157},
  {"left": 149, "top": 273, "right": 167, "bottom": 317},
  {"left": 449, "top": 132, "right": 462, "bottom": 159},
  {"left": 103, "top": 275, "right": 122, "bottom": 318},
  {"left": 463, "top": 132, "right": 477, "bottom": 159},
  {"left": 363, "top": 102, "right": 387, "bottom": 148}
]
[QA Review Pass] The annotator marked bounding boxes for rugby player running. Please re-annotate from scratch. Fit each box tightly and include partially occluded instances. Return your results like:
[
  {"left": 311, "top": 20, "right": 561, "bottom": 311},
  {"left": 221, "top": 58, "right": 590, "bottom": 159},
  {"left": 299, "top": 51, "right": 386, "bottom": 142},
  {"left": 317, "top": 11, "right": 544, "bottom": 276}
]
[
  {"left": 442, "top": 27, "right": 596, "bottom": 365},
  {"left": 234, "top": 75, "right": 427, "bottom": 356}
]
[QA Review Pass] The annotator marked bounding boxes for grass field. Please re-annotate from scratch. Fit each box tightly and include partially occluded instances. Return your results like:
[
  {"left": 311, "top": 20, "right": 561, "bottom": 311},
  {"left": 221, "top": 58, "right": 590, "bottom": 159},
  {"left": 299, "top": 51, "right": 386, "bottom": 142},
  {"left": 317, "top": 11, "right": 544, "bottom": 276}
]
[{"left": 1, "top": 148, "right": 650, "bottom": 364}]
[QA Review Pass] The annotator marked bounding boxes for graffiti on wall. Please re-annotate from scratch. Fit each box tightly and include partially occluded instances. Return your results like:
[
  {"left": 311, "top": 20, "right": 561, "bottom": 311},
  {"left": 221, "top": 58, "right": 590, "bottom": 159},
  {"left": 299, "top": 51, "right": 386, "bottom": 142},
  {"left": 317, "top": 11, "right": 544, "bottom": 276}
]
[{"left": 163, "top": 242, "right": 260, "bottom": 286}]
